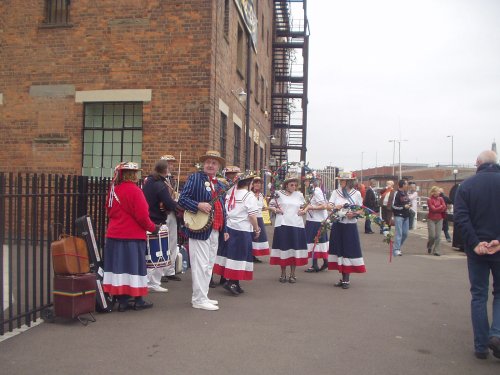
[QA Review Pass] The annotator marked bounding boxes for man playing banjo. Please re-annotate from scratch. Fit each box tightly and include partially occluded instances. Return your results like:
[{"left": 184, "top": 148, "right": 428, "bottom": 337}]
[{"left": 178, "top": 150, "right": 229, "bottom": 311}]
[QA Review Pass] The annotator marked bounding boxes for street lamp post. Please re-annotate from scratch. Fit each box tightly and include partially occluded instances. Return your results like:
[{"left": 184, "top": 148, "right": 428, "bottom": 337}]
[
  {"left": 361, "top": 151, "right": 364, "bottom": 185},
  {"left": 388, "top": 140, "right": 396, "bottom": 177},
  {"left": 447, "top": 135, "right": 454, "bottom": 166},
  {"left": 397, "top": 139, "right": 408, "bottom": 180}
]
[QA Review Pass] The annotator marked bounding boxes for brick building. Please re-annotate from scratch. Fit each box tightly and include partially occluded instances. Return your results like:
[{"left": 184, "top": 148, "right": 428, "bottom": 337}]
[{"left": 0, "top": 0, "right": 274, "bottom": 179}]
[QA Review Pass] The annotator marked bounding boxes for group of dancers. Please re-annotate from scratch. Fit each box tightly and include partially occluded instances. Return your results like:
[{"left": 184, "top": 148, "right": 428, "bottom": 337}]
[{"left": 101, "top": 151, "right": 367, "bottom": 312}]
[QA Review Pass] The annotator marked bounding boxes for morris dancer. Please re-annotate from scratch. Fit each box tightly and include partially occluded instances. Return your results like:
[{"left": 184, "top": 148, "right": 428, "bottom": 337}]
[
  {"left": 269, "top": 173, "right": 308, "bottom": 283},
  {"left": 214, "top": 174, "right": 260, "bottom": 296},
  {"left": 103, "top": 162, "right": 159, "bottom": 312},
  {"left": 304, "top": 174, "right": 329, "bottom": 273},
  {"left": 251, "top": 175, "right": 270, "bottom": 262},
  {"left": 142, "top": 158, "right": 178, "bottom": 292},
  {"left": 178, "top": 151, "right": 228, "bottom": 311},
  {"left": 328, "top": 171, "right": 366, "bottom": 289}
]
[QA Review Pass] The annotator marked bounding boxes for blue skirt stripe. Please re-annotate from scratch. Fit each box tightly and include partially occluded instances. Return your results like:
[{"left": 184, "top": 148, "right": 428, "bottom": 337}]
[
  {"left": 328, "top": 222, "right": 363, "bottom": 258},
  {"left": 272, "top": 225, "right": 307, "bottom": 251},
  {"left": 305, "top": 220, "right": 328, "bottom": 244},
  {"left": 104, "top": 238, "right": 147, "bottom": 276}
]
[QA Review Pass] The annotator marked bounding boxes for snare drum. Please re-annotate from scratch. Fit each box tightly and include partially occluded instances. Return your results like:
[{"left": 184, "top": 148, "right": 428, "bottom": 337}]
[{"left": 146, "top": 228, "right": 170, "bottom": 268}]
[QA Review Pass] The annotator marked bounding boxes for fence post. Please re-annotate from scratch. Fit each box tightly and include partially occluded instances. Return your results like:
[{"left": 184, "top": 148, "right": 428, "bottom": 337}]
[{"left": 77, "top": 176, "right": 88, "bottom": 220}]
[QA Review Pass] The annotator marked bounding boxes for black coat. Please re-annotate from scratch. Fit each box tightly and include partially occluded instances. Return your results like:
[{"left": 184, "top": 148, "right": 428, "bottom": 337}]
[{"left": 363, "top": 187, "right": 379, "bottom": 211}]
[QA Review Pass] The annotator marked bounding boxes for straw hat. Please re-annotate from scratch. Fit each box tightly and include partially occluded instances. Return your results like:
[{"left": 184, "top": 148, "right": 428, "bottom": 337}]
[
  {"left": 199, "top": 150, "right": 225, "bottom": 167},
  {"left": 160, "top": 154, "right": 176, "bottom": 161},
  {"left": 115, "top": 161, "right": 142, "bottom": 172},
  {"left": 225, "top": 165, "right": 241, "bottom": 174},
  {"left": 283, "top": 172, "right": 300, "bottom": 185},
  {"left": 337, "top": 171, "right": 356, "bottom": 180}
]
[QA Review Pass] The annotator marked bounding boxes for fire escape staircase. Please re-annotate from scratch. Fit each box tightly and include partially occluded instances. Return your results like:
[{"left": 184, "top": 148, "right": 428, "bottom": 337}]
[{"left": 270, "top": 0, "right": 309, "bottom": 167}]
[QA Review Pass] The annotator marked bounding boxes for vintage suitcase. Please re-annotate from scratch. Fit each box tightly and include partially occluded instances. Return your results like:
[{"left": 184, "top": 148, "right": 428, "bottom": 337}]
[
  {"left": 51, "top": 234, "right": 90, "bottom": 274},
  {"left": 53, "top": 273, "right": 96, "bottom": 324},
  {"left": 75, "top": 215, "right": 114, "bottom": 312}
]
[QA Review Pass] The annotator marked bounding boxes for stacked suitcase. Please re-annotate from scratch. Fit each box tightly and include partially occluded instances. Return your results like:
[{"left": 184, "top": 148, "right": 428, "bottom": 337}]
[{"left": 51, "top": 233, "right": 97, "bottom": 325}]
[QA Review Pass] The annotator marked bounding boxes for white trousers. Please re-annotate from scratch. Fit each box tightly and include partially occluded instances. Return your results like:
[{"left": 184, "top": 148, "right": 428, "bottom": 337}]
[
  {"left": 163, "top": 212, "right": 178, "bottom": 276},
  {"left": 189, "top": 230, "right": 219, "bottom": 304},
  {"left": 147, "top": 266, "right": 164, "bottom": 288}
]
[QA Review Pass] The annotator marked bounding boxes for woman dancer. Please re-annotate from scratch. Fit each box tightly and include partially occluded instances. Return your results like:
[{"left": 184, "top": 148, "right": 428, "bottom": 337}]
[
  {"left": 269, "top": 174, "right": 308, "bottom": 283},
  {"left": 251, "top": 176, "right": 270, "bottom": 262},
  {"left": 328, "top": 171, "right": 366, "bottom": 289}
]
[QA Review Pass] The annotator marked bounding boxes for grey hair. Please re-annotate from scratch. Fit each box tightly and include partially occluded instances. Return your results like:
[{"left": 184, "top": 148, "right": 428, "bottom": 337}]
[{"left": 477, "top": 150, "right": 498, "bottom": 165}]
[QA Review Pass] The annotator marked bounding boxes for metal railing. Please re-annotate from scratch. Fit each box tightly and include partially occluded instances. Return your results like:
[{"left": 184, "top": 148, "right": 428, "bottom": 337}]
[{"left": 1, "top": 173, "right": 110, "bottom": 335}]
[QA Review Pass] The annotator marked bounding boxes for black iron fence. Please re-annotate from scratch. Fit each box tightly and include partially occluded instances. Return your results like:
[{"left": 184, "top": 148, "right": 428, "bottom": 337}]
[{"left": 0, "top": 173, "right": 110, "bottom": 336}]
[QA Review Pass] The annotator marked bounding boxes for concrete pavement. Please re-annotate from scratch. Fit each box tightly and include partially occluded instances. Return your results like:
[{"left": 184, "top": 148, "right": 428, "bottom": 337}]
[{"left": 1, "top": 223, "right": 499, "bottom": 375}]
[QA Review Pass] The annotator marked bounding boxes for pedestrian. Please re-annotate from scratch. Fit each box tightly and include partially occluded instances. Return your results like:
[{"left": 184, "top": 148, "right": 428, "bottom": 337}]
[
  {"left": 304, "top": 174, "right": 329, "bottom": 272},
  {"left": 439, "top": 188, "right": 452, "bottom": 242},
  {"left": 214, "top": 174, "right": 260, "bottom": 296},
  {"left": 328, "top": 171, "right": 366, "bottom": 289},
  {"left": 178, "top": 150, "right": 228, "bottom": 311},
  {"left": 426, "top": 186, "right": 447, "bottom": 256},
  {"left": 392, "top": 179, "right": 410, "bottom": 257},
  {"left": 408, "top": 181, "right": 418, "bottom": 230},
  {"left": 142, "top": 158, "right": 179, "bottom": 292},
  {"left": 159, "top": 154, "right": 183, "bottom": 282},
  {"left": 362, "top": 178, "right": 379, "bottom": 234},
  {"left": 269, "top": 173, "right": 308, "bottom": 283},
  {"left": 454, "top": 150, "right": 500, "bottom": 360},
  {"left": 103, "top": 162, "right": 159, "bottom": 312},
  {"left": 250, "top": 176, "right": 270, "bottom": 261},
  {"left": 379, "top": 180, "right": 395, "bottom": 232}
]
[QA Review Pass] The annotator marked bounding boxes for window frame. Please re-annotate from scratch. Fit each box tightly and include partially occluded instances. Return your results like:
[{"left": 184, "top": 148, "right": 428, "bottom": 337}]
[
  {"left": 43, "top": 0, "right": 71, "bottom": 26},
  {"left": 233, "top": 124, "right": 241, "bottom": 166}
]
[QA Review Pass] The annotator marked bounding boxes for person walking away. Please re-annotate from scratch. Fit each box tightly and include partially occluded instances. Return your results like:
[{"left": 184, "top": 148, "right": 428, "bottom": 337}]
[
  {"left": 363, "top": 178, "right": 379, "bottom": 234},
  {"left": 408, "top": 181, "right": 418, "bottom": 230},
  {"left": 454, "top": 150, "right": 500, "bottom": 360},
  {"left": 103, "top": 162, "right": 159, "bottom": 312},
  {"left": 328, "top": 171, "right": 366, "bottom": 289},
  {"left": 426, "top": 186, "right": 447, "bottom": 256},
  {"left": 178, "top": 151, "right": 228, "bottom": 311},
  {"left": 392, "top": 179, "right": 411, "bottom": 256},
  {"left": 439, "top": 188, "right": 452, "bottom": 242}
]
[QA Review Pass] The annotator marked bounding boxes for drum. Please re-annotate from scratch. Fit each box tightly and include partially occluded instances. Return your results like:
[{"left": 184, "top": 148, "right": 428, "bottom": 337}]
[{"left": 146, "top": 227, "right": 170, "bottom": 269}]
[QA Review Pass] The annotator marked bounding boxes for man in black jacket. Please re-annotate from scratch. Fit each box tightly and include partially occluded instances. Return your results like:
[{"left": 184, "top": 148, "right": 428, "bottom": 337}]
[
  {"left": 454, "top": 150, "right": 500, "bottom": 360},
  {"left": 363, "top": 178, "right": 379, "bottom": 234}
]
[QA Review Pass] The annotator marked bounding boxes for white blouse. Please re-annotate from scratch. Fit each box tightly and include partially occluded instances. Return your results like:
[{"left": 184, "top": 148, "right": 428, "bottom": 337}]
[
  {"left": 225, "top": 189, "right": 259, "bottom": 232},
  {"left": 328, "top": 188, "right": 363, "bottom": 224},
  {"left": 270, "top": 190, "right": 305, "bottom": 228},
  {"left": 306, "top": 186, "right": 328, "bottom": 222}
]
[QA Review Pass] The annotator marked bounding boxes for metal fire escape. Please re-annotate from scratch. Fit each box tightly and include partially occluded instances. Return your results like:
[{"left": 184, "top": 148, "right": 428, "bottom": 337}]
[{"left": 270, "top": 0, "right": 309, "bottom": 167}]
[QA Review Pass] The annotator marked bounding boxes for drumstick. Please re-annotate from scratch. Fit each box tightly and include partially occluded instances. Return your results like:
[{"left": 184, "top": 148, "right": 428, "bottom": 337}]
[{"left": 176, "top": 151, "right": 182, "bottom": 194}]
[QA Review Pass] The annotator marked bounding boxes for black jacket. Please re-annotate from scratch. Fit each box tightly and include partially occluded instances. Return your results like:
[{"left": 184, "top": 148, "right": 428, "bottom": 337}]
[
  {"left": 363, "top": 187, "right": 379, "bottom": 211},
  {"left": 453, "top": 163, "right": 500, "bottom": 261},
  {"left": 142, "top": 175, "right": 178, "bottom": 224}
]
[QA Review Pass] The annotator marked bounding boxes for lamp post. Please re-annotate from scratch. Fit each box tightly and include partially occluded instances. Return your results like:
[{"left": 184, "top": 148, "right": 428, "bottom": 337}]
[
  {"left": 388, "top": 139, "right": 396, "bottom": 177},
  {"left": 447, "top": 135, "right": 454, "bottom": 166},
  {"left": 453, "top": 168, "right": 458, "bottom": 186},
  {"left": 361, "top": 151, "right": 364, "bottom": 185},
  {"left": 397, "top": 139, "right": 408, "bottom": 180}
]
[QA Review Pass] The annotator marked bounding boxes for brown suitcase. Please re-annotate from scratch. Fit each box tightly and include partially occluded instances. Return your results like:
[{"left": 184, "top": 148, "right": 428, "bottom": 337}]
[
  {"left": 53, "top": 273, "right": 97, "bottom": 324},
  {"left": 51, "top": 234, "right": 90, "bottom": 274}
]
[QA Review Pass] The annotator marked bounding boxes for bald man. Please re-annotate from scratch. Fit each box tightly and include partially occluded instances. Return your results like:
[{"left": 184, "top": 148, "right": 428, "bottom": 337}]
[{"left": 454, "top": 150, "right": 500, "bottom": 360}]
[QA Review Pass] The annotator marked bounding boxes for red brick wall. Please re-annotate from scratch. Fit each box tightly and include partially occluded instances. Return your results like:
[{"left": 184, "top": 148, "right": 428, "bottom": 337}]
[{"left": 0, "top": 1, "right": 273, "bottom": 179}]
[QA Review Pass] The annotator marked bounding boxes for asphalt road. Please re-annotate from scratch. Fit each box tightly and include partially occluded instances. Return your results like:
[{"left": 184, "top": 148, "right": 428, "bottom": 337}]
[{"left": 1, "top": 222, "right": 499, "bottom": 375}]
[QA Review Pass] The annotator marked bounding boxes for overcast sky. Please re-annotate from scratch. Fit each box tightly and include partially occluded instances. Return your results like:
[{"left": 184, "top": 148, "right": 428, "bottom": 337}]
[{"left": 303, "top": 0, "right": 500, "bottom": 171}]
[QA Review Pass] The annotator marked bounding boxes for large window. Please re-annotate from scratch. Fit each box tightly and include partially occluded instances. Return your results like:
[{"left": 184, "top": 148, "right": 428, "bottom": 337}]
[
  {"left": 220, "top": 112, "right": 227, "bottom": 159},
  {"left": 82, "top": 102, "right": 143, "bottom": 177},
  {"left": 234, "top": 124, "right": 241, "bottom": 166},
  {"left": 223, "top": 0, "right": 230, "bottom": 38},
  {"left": 237, "top": 24, "right": 246, "bottom": 79},
  {"left": 44, "top": 0, "right": 71, "bottom": 25},
  {"left": 260, "top": 146, "right": 264, "bottom": 170},
  {"left": 253, "top": 143, "right": 258, "bottom": 171}
]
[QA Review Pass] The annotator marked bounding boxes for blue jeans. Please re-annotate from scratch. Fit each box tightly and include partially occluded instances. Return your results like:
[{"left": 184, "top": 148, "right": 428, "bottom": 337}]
[
  {"left": 393, "top": 216, "right": 409, "bottom": 253},
  {"left": 467, "top": 256, "right": 500, "bottom": 352}
]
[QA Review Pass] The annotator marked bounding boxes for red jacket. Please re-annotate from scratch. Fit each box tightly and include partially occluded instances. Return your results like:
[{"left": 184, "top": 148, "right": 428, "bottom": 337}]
[
  {"left": 427, "top": 195, "right": 446, "bottom": 221},
  {"left": 106, "top": 181, "right": 156, "bottom": 240}
]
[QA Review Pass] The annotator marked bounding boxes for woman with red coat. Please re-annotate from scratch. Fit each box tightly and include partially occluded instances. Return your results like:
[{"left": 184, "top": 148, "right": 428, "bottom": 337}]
[
  {"left": 103, "top": 162, "right": 160, "bottom": 312},
  {"left": 426, "top": 186, "right": 447, "bottom": 256}
]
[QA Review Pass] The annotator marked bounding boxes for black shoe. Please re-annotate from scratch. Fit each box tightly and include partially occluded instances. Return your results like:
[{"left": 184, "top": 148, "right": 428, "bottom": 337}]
[
  {"left": 160, "top": 276, "right": 169, "bottom": 283},
  {"left": 488, "top": 336, "right": 500, "bottom": 359},
  {"left": 341, "top": 282, "right": 350, "bottom": 289},
  {"left": 304, "top": 267, "right": 319, "bottom": 273},
  {"left": 167, "top": 275, "right": 182, "bottom": 281},
  {"left": 253, "top": 256, "right": 263, "bottom": 263},
  {"left": 365, "top": 231, "right": 374, "bottom": 234},
  {"left": 209, "top": 278, "right": 216, "bottom": 288},
  {"left": 319, "top": 263, "right": 328, "bottom": 272},
  {"left": 236, "top": 284, "right": 244, "bottom": 294},
  {"left": 434, "top": 253, "right": 441, "bottom": 256},
  {"left": 134, "top": 300, "right": 153, "bottom": 310},
  {"left": 475, "top": 351, "right": 489, "bottom": 360},
  {"left": 223, "top": 282, "right": 240, "bottom": 296}
]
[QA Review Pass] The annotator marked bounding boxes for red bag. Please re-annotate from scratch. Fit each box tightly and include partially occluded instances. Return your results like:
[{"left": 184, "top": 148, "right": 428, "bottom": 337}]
[{"left": 51, "top": 235, "right": 90, "bottom": 274}]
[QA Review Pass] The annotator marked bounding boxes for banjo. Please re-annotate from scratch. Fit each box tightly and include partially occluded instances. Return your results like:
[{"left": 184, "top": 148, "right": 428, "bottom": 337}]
[{"left": 183, "top": 176, "right": 239, "bottom": 233}]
